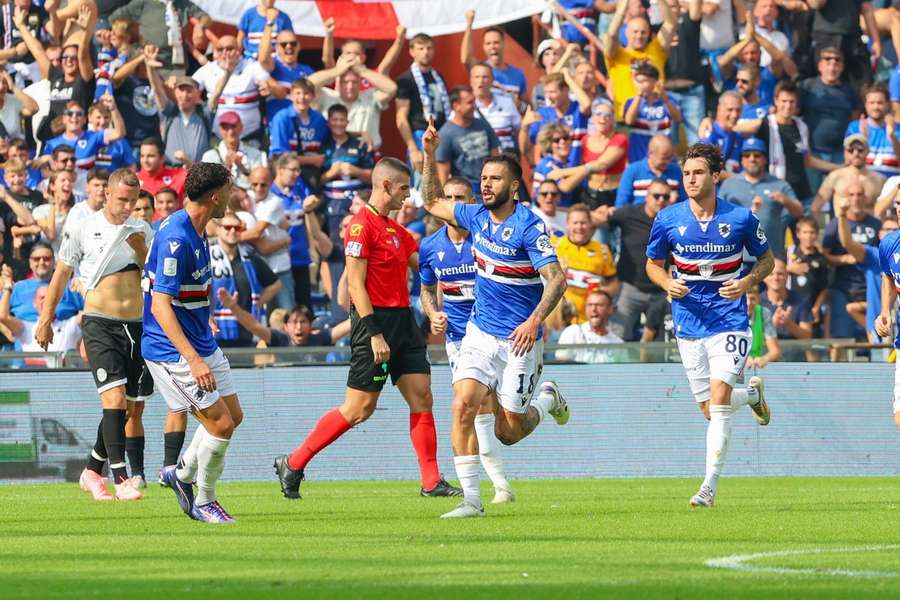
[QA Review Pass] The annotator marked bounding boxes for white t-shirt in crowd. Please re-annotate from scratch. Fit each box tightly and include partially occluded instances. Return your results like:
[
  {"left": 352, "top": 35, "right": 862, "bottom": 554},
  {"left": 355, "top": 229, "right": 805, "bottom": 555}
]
[
  {"left": 700, "top": 0, "right": 734, "bottom": 51},
  {"left": 253, "top": 193, "right": 291, "bottom": 274},
  {"left": 556, "top": 322, "right": 624, "bottom": 364},
  {"left": 192, "top": 58, "right": 270, "bottom": 137}
]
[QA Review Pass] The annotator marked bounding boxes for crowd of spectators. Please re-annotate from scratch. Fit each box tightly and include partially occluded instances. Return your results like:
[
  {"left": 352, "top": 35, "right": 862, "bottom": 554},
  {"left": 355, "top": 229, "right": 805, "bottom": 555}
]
[{"left": 1, "top": 0, "right": 900, "bottom": 365}]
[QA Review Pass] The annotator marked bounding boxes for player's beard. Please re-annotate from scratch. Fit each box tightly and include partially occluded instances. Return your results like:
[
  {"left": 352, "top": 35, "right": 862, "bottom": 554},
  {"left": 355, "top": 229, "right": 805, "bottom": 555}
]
[{"left": 483, "top": 186, "right": 511, "bottom": 210}]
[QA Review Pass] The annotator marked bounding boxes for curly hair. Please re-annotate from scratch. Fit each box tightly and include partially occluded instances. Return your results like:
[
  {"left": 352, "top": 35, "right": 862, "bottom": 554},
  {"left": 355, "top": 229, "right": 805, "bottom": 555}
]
[
  {"left": 684, "top": 143, "right": 724, "bottom": 175},
  {"left": 185, "top": 162, "right": 231, "bottom": 203},
  {"left": 536, "top": 122, "right": 571, "bottom": 156}
]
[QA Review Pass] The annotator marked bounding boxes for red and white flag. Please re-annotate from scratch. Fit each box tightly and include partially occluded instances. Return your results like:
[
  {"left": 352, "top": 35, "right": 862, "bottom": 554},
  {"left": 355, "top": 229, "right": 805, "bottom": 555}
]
[{"left": 193, "top": 0, "right": 548, "bottom": 40}]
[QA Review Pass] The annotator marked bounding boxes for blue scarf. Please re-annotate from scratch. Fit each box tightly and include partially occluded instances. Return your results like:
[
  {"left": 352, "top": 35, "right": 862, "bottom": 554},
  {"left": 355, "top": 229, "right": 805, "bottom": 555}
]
[
  {"left": 210, "top": 243, "right": 264, "bottom": 342},
  {"left": 411, "top": 62, "right": 450, "bottom": 122}
]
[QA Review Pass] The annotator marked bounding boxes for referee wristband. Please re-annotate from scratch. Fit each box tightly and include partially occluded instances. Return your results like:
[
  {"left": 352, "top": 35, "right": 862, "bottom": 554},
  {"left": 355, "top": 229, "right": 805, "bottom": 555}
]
[{"left": 361, "top": 314, "right": 383, "bottom": 337}]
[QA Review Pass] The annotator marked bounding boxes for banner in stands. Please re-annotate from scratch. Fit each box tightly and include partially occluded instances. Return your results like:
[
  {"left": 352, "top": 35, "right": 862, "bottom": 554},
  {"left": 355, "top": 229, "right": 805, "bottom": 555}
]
[
  {"left": 1, "top": 363, "right": 898, "bottom": 485},
  {"left": 192, "top": 0, "right": 547, "bottom": 40}
]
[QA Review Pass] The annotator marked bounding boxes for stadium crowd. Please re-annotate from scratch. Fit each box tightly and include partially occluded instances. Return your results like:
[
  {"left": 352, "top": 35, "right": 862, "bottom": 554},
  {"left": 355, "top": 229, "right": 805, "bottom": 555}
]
[{"left": 0, "top": 0, "right": 898, "bottom": 366}]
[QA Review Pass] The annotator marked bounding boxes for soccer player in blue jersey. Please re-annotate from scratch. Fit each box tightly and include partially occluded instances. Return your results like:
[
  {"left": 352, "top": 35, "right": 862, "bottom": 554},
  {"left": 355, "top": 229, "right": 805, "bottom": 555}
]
[
  {"left": 874, "top": 194, "right": 900, "bottom": 429},
  {"left": 419, "top": 177, "right": 514, "bottom": 504},
  {"left": 645, "top": 143, "right": 774, "bottom": 508},
  {"left": 421, "top": 117, "right": 570, "bottom": 518},
  {"left": 144, "top": 162, "right": 244, "bottom": 524}
]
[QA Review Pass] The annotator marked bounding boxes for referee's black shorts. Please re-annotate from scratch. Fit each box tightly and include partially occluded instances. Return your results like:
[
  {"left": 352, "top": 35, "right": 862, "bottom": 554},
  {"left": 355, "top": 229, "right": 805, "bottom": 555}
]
[
  {"left": 347, "top": 306, "right": 430, "bottom": 392},
  {"left": 82, "top": 315, "right": 154, "bottom": 400}
]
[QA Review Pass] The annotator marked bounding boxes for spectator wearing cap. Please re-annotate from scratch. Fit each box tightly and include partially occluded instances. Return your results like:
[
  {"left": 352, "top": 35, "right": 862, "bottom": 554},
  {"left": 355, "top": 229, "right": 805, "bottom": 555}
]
[
  {"left": 622, "top": 62, "right": 681, "bottom": 164},
  {"left": 719, "top": 136, "right": 801, "bottom": 258},
  {"left": 201, "top": 110, "right": 267, "bottom": 191},
  {"left": 743, "top": 80, "right": 841, "bottom": 207},
  {"left": 461, "top": 10, "right": 527, "bottom": 105},
  {"left": 137, "top": 137, "right": 186, "bottom": 209},
  {"left": 664, "top": 0, "right": 704, "bottom": 146},
  {"left": 308, "top": 53, "right": 397, "bottom": 151},
  {"left": 258, "top": 25, "right": 314, "bottom": 122},
  {"left": 602, "top": 0, "right": 676, "bottom": 120},
  {"left": 800, "top": 47, "right": 861, "bottom": 190},
  {"left": 436, "top": 85, "right": 501, "bottom": 200},
  {"left": 813, "top": 134, "right": 885, "bottom": 217},
  {"left": 699, "top": 91, "right": 745, "bottom": 176},
  {"left": 555, "top": 289, "right": 624, "bottom": 364},
  {"left": 269, "top": 78, "right": 329, "bottom": 193},
  {"left": 845, "top": 83, "right": 900, "bottom": 179},
  {"left": 616, "top": 134, "right": 684, "bottom": 207},
  {"left": 530, "top": 38, "right": 562, "bottom": 109},
  {"left": 822, "top": 177, "right": 881, "bottom": 339},
  {"left": 148, "top": 62, "right": 212, "bottom": 166},
  {"left": 192, "top": 34, "right": 270, "bottom": 141}
]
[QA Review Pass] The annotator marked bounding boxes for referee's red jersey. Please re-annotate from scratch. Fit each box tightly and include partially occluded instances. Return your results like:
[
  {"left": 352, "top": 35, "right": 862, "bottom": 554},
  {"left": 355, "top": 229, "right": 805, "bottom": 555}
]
[{"left": 344, "top": 204, "right": 418, "bottom": 308}]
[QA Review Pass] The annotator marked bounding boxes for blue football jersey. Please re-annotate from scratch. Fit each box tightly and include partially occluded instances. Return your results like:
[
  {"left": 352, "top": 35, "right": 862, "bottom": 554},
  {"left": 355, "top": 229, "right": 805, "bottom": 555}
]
[
  {"left": 878, "top": 230, "right": 900, "bottom": 348},
  {"left": 142, "top": 209, "right": 217, "bottom": 362},
  {"left": 646, "top": 199, "right": 770, "bottom": 338},
  {"left": 419, "top": 228, "right": 477, "bottom": 343},
  {"left": 453, "top": 203, "right": 558, "bottom": 338}
]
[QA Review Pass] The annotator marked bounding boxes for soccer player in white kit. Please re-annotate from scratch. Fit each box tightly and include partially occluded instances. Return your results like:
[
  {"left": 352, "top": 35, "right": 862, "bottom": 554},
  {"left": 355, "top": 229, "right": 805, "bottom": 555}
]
[{"left": 645, "top": 143, "right": 774, "bottom": 508}]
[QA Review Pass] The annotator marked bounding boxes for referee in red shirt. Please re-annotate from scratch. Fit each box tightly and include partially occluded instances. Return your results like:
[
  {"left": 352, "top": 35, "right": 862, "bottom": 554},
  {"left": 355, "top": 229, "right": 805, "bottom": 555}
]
[{"left": 274, "top": 157, "right": 462, "bottom": 499}]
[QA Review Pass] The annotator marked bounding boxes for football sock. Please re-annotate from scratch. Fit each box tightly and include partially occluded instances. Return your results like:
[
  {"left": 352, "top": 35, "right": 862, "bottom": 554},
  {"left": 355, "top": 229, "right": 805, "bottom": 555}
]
[
  {"left": 163, "top": 431, "right": 186, "bottom": 467},
  {"left": 531, "top": 391, "right": 555, "bottom": 425},
  {"left": 453, "top": 455, "right": 482, "bottom": 507},
  {"left": 703, "top": 404, "right": 733, "bottom": 495},
  {"left": 86, "top": 421, "right": 106, "bottom": 474},
  {"left": 176, "top": 426, "right": 206, "bottom": 483},
  {"left": 474, "top": 414, "right": 510, "bottom": 492},
  {"left": 125, "top": 436, "right": 145, "bottom": 477},
  {"left": 102, "top": 408, "right": 128, "bottom": 484},
  {"left": 287, "top": 409, "right": 352, "bottom": 471},
  {"left": 409, "top": 412, "right": 441, "bottom": 490},
  {"left": 730, "top": 387, "right": 758, "bottom": 411},
  {"left": 195, "top": 434, "right": 230, "bottom": 506}
]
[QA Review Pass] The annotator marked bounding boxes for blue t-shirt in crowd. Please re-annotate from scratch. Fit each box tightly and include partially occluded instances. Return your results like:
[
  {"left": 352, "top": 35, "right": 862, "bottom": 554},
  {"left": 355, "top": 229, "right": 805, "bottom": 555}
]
[
  {"left": 95, "top": 137, "right": 136, "bottom": 172},
  {"left": 267, "top": 57, "right": 314, "bottom": 119},
  {"left": 800, "top": 77, "right": 860, "bottom": 153},
  {"left": 528, "top": 102, "right": 589, "bottom": 161},
  {"left": 845, "top": 118, "right": 900, "bottom": 177},
  {"left": 623, "top": 95, "right": 677, "bottom": 163},
  {"left": 878, "top": 230, "right": 900, "bottom": 346},
  {"left": 43, "top": 130, "right": 107, "bottom": 171},
  {"left": 492, "top": 63, "right": 527, "bottom": 100},
  {"left": 615, "top": 158, "right": 686, "bottom": 207},
  {"left": 435, "top": 118, "right": 501, "bottom": 200},
  {"left": 271, "top": 180, "right": 312, "bottom": 268},
  {"left": 238, "top": 7, "right": 293, "bottom": 59},
  {"left": 10, "top": 279, "right": 83, "bottom": 322},
  {"left": 558, "top": 0, "right": 597, "bottom": 46},
  {"left": 269, "top": 106, "right": 329, "bottom": 157},
  {"left": 700, "top": 122, "right": 744, "bottom": 175}
]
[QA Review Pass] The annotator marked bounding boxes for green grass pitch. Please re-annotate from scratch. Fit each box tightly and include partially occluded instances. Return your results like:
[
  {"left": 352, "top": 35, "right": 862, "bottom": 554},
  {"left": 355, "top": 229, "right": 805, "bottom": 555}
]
[{"left": 2, "top": 477, "right": 900, "bottom": 598}]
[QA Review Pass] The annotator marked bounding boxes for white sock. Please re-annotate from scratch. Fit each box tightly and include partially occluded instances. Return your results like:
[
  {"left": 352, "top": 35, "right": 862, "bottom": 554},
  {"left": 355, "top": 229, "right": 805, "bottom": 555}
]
[
  {"left": 474, "top": 414, "right": 510, "bottom": 492},
  {"left": 195, "top": 434, "right": 230, "bottom": 506},
  {"left": 703, "top": 404, "right": 733, "bottom": 495},
  {"left": 730, "top": 387, "right": 758, "bottom": 411},
  {"left": 176, "top": 426, "right": 206, "bottom": 483},
  {"left": 531, "top": 391, "right": 555, "bottom": 425},
  {"left": 453, "top": 455, "right": 482, "bottom": 507}
]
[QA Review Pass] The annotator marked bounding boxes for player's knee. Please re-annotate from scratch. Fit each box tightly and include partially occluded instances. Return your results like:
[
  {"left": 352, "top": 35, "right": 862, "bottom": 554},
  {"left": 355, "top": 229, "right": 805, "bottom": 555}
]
[
  {"left": 451, "top": 395, "right": 479, "bottom": 423},
  {"left": 126, "top": 401, "right": 144, "bottom": 420},
  {"left": 229, "top": 404, "right": 244, "bottom": 429},
  {"left": 209, "top": 414, "right": 235, "bottom": 439},
  {"left": 343, "top": 399, "right": 376, "bottom": 425}
]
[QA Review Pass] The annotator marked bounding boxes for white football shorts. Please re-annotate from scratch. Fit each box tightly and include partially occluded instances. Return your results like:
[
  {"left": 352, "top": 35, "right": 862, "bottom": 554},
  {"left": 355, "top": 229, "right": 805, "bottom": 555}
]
[
  {"left": 145, "top": 348, "right": 236, "bottom": 413},
  {"left": 676, "top": 330, "right": 751, "bottom": 403},
  {"left": 452, "top": 321, "right": 543, "bottom": 414}
]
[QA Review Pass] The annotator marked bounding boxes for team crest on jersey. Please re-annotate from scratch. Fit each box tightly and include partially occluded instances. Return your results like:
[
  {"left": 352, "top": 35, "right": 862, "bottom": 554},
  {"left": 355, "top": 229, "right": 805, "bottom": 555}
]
[
  {"left": 168, "top": 241, "right": 179, "bottom": 253},
  {"left": 677, "top": 226, "right": 687, "bottom": 236},
  {"left": 163, "top": 176, "right": 172, "bottom": 185},
  {"left": 501, "top": 227, "right": 513, "bottom": 241},
  {"left": 718, "top": 223, "right": 731, "bottom": 238},
  {"left": 756, "top": 223, "right": 767, "bottom": 243},
  {"left": 437, "top": 251, "right": 445, "bottom": 262},
  {"left": 77, "top": 139, "right": 87, "bottom": 149}
]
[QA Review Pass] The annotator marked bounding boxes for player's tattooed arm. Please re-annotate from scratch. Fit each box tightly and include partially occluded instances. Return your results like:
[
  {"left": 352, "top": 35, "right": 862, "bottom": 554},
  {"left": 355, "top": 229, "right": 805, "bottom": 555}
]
[
  {"left": 420, "top": 283, "right": 448, "bottom": 335},
  {"left": 509, "top": 261, "right": 567, "bottom": 356},
  {"left": 720, "top": 249, "right": 775, "bottom": 300},
  {"left": 421, "top": 115, "right": 458, "bottom": 225}
]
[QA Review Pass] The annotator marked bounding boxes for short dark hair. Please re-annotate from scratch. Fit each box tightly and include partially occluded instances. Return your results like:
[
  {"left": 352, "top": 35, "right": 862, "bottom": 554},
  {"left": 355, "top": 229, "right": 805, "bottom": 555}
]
[
  {"left": 774, "top": 79, "right": 799, "bottom": 99},
  {"left": 586, "top": 288, "right": 613, "bottom": 305},
  {"left": 863, "top": 81, "right": 890, "bottom": 103},
  {"left": 684, "top": 143, "right": 724, "bottom": 175},
  {"left": 138, "top": 189, "right": 155, "bottom": 208},
  {"left": 484, "top": 26, "right": 505, "bottom": 39},
  {"left": 634, "top": 62, "right": 660, "bottom": 80},
  {"left": 648, "top": 177, "right": 671, "bottom": 189},
  {"left": 52, "top": 144, "right": 75, "bottom": 159},
  {"left": 291, "top": 78, "right": 315, "bottom": 94},
  {"left": 409, "top": 33, "right": 433, "bottom": 47},
  {"left": 327, "top": 104, "right": 348, "bottom": 119},
  {"left": 483, "top": 155, "right": 523, "bottom": 198},
  {"left": 816, "top": 45, "right": 843, "bottom": 62},
  {"left": 795, "top": 216, "right": 819, "bottom": 232},
  {"left": 287, "top": 304, "right": 314, "bottom": 323},
  {"left": 140, "top": 137, "right": 165, "bottom": 154},
  {"left": 8, "top": 139, "right": 28, "bottom": 152},
  {"left": 29, "top": 241, "right": 54, "bottom": 258},
  {"left": 184, "top": 162, "right": 231, "bottom": 203},
  {"left": 449, "top": 84, "right": 473, "bottom": 106},
  {"left": 87, "top": 168, "right": 109, "bottom": 183},
  {"left": 156, "top": 187, "right": 178, "bottom": 199}
]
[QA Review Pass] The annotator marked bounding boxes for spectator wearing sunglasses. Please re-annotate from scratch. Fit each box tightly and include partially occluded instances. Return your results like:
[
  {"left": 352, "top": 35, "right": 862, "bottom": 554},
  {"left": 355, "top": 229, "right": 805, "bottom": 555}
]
[
  {"left": 814, "top": 135, "right": 885, "bottom": 218},
  {"left": 8, "top": 241, "right": 83, "bottom": 323},
  {"left": 532, "top": 123, "right": 576, "bottom": 206},
  {"left": 259, "top": 28, "right": 313, "bottom": 121}
]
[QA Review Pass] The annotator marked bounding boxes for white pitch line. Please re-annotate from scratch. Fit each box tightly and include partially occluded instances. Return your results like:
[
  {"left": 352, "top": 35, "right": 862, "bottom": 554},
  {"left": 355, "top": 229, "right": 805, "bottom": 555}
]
[{"left": 705, "top": 545, "right": 900, "bottom": 578}]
